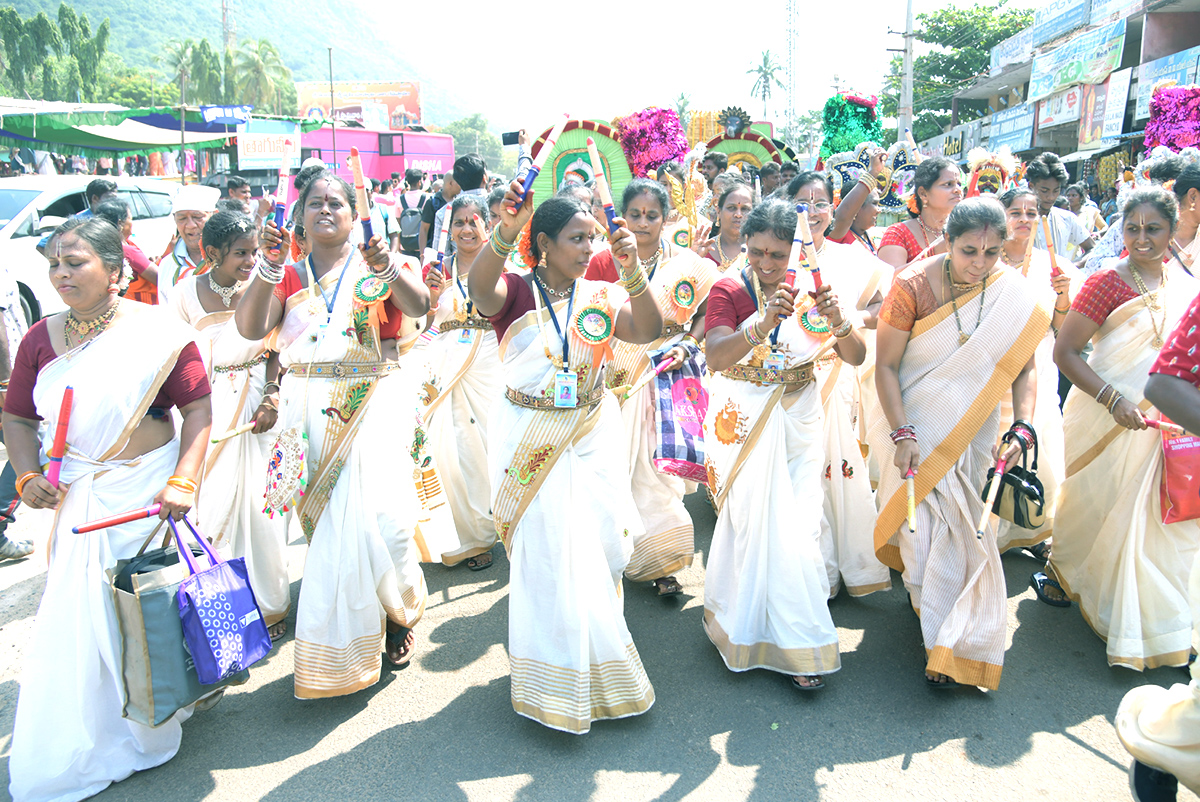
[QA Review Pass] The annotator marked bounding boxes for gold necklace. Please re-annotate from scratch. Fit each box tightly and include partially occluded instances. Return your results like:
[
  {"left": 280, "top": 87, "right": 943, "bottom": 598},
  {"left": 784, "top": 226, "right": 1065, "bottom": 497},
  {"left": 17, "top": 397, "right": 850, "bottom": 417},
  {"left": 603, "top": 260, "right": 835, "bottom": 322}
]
[
  {"left": 208, "top": 272, "right": 246, "bottom": 308},
  {"left": 65, "top": 299, "right": 120, "bottom": 348},
  {"left": 945, "top": 257, "right": 988, "bottom": 346},
  {"left": 1128, "top": 262, "right": 1167, "bottom": 348},
  {"left": 918, "top": 215, "right": 943, "bottom": 247},
  {"left": 532, "top": 275, "right": 575, "bottom": 368}
]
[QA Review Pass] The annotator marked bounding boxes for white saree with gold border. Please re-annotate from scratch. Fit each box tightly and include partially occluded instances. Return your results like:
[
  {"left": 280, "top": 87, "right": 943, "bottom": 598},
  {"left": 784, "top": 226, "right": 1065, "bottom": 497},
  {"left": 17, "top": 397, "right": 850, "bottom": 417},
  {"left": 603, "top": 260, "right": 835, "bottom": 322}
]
[
  {"left": 814, "top": 242, "right": 891, "bottom": 597},
  {"left": 489, "top": 278, "right": 654, "bottom": 734},
  {"left": 702, "top": 288, "right": 841, "bottom": 677},
  {"left": 606, "top": 250, "right": 719, "bottom": 583},
  {"left": 168, "top": 276, "right": 289, "bottom": 626},
  {"left": 275, "top": 254, "right": 427, "bottom": 699},
  {"left": 1050, "top": 263, "right": 1200, "bottom": 670},
  {"left": 869, "top": 269, "right": 1048, "bottom": 689},
  {"left": 419, "top": 262, "right": 501, "bottom": 565},
  {"left": 9, "top": 309, "right": 197, "bottom": 802}
]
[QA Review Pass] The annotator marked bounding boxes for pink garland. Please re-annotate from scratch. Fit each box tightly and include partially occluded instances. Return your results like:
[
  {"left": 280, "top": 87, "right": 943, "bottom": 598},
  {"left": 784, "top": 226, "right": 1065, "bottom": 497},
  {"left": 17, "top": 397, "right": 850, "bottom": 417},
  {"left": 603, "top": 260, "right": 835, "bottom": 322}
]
[
  {"left": 613, "top": 107, "right": 689, "bottom": 178},
  {"left": 1144, "top": 84, "right": 1200, "bottom": 154}
]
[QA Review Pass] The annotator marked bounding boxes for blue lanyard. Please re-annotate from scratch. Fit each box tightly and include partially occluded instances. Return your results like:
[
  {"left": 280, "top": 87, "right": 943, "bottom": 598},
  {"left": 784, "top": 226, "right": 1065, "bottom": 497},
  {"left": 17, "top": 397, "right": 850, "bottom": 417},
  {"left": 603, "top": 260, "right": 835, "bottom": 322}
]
[
  {"left": 307, "top": 252, "right": 354, "bottom": 317},
  {"left": 534, "top": 274, "right": 575, "bottom": 369},
  {"left": 741, "top": 268, "right": 781, "bottom": 346},
  {"left": 453, "top": 256, "right": 472, "bottom": 315}
]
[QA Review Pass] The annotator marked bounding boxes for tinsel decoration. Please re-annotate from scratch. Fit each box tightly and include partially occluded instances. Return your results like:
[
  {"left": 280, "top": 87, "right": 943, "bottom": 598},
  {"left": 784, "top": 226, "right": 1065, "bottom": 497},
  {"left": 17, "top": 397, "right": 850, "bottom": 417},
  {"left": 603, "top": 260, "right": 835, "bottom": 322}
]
[
  {"left": 820, "top": 93, "right": 883, "bottom": 161},
  {"left": 1144, "top": 84, "right": 1200, "bottom": 154},
  {"left": 613, "top": 107, "right": 690, "bottom": 178}
]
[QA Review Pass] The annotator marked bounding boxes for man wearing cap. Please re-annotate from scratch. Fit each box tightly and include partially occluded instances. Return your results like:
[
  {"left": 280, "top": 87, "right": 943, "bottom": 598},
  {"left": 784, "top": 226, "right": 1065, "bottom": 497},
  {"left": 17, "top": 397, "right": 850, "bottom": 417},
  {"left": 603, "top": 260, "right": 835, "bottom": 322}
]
[{"left": 157, "top": 184, "right": 220, "bottom": 305}]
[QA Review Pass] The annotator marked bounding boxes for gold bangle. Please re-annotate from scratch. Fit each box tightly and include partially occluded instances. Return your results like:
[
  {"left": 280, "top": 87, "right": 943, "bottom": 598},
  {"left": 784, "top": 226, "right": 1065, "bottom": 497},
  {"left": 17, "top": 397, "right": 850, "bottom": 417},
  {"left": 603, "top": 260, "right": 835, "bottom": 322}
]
[
  {"left": 167, "top": 475, "right": 198, "bottom": 494},
  {"left": 15, "top": 471, "right": 41, "bottom": 497}
]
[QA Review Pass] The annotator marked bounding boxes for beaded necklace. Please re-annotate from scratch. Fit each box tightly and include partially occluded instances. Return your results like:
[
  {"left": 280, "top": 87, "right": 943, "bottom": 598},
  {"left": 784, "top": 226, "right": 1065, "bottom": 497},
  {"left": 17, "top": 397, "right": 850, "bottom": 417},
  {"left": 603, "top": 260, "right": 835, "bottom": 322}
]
[
  {"left": 65, "top": 300, "right": 120, "bottom": 348},
  {"left": 944, "top": 256, "right": 989, "bottom": 346},
  {"left": 1128, "top": 261, "right": 1168, "bottom": 349}
]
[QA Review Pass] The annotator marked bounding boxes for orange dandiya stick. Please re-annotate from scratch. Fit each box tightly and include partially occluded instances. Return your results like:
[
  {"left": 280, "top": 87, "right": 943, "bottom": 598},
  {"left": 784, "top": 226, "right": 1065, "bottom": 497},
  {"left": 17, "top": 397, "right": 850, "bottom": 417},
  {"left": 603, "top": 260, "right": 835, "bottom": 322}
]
[
  {"left": 45, "top": 386, "right": 72, "bottom": 489},
  {"left": 350, "top": 146, "right": 374, "bottom": 245},
  {"left": 1040, "top": 215, "right": 1062, "bottom": 277},
  {"left": 72, "top": 504, "right": 162, "bottom": 534}
]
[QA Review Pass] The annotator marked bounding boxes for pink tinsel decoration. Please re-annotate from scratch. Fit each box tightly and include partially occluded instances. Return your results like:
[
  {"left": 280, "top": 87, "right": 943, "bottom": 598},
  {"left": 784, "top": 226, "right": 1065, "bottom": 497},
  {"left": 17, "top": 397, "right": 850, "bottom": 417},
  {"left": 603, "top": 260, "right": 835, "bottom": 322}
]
[
  {"left": 1144, "top": 84, "right": 1200, "bottom": 154},
  {"left": 613, "top": 107, "right": 689, "bottom": 178}
]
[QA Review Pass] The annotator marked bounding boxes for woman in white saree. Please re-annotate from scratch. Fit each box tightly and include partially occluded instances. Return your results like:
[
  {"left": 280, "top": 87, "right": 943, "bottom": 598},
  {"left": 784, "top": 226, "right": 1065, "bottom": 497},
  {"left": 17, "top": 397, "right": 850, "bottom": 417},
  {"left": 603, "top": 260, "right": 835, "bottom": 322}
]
[
  {"left": 1042, "top": 186, "right": 1200, "bottom": 670},
  {"left": 586, "top": 178, "right": 720, "bottom": 597},
  {"left": 871, "top": 198, "right": 1046, "bottom": 689},
  {"left": 470, "top": 189, "right": 662, "bottom": 734},
  {"left": 703, "top": 198, "right": 867, "bottom": 691},
  {"left": 5, "top": 218, "right": 212, "bottom": 802},
  {"left": 168, "top": 211, "right": 290, "bottom": 638},
  {"left": 237, "top": 171, "right": 432, "bottom": 698},
  {"left": 418, "top": 193, "right": 502, "bottom": 569}
]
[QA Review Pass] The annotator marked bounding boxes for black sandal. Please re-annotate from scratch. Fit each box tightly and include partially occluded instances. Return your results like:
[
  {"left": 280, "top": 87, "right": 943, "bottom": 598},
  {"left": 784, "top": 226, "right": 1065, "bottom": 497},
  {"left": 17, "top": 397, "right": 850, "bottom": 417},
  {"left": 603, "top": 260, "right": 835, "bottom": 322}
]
[
  {"left": 385, "top": 626, "right": 414, "bottom": 668},
  {"left": 653, "top": 577, "right": 682, "bottom": 597},
  {"left": 1030, "top": 572, "right": 1071, "bottom": 608},
  {"left": 791, "top": 675, "right": 825, "bottom": 691},
  {"left": 924, "top": 672, "right": 958, "bottom": 689},
  {"left": 465, "top": 553, "right": 493, "bottom": 571},
  {"left": 1021, "top": 541, "right": 1050, "bottom": 562}
]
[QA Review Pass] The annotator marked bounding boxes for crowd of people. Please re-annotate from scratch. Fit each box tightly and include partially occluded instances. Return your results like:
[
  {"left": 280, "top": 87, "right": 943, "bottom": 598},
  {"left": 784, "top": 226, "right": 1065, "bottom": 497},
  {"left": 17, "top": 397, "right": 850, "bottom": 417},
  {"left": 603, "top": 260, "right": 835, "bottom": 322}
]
[{"left": 3, "top": 129, "right": 1200, "bottom": 802}]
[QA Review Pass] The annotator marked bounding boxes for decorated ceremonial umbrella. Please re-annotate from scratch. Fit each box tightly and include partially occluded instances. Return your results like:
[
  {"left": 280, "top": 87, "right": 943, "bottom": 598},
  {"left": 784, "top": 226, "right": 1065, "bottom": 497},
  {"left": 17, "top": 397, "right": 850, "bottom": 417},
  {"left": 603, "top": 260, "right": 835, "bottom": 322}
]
[{"left": 530, "top": 120, "right": 633, "bottom": 209}]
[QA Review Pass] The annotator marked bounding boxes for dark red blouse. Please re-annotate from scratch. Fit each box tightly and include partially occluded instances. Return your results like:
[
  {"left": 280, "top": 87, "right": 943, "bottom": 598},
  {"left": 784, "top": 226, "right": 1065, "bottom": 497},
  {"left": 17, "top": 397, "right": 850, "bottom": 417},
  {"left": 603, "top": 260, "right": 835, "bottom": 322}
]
[
  {"left": 4, "top": 320, "right": 210, "bottom": 421},
  {"left": 704, "top": 276, "right": 757, "bottom": 333},
  {"left": 484, "top": 272, "right": 536, "bottom": 343}
]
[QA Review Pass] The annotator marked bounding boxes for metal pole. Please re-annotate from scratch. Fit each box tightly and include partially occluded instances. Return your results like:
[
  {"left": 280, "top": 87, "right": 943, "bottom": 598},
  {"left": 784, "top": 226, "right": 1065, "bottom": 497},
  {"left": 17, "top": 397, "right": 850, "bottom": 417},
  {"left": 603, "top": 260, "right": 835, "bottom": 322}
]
[
  {"left": 179, "top": 71, "right": 187, "bottom": 186},
  {"left": 328, "top": 47, "right": 336, "bottom": 176},
  {"left": 899, "top": 0, "right": 914, "bottom": 139}
]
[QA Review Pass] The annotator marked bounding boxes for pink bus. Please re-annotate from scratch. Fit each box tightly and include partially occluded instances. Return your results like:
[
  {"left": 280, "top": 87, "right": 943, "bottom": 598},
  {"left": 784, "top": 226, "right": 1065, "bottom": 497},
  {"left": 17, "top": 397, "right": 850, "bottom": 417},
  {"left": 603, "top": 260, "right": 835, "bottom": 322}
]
[{"left": 301, "top": 126, "right": 456, "bottom": 184}]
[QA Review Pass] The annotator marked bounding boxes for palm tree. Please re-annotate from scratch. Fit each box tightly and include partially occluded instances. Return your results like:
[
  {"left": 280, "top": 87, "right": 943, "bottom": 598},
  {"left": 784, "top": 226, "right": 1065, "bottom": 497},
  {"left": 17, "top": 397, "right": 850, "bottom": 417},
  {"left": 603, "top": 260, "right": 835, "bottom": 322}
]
[
  {"left": 234, "top": 39, "right": 291, "bottom": 114},
  {"left": 157, "top": 38, "right": 194, "bottom": 98},
  {"left": 747, "top": 51, "right": 785, "bottom": 119}
]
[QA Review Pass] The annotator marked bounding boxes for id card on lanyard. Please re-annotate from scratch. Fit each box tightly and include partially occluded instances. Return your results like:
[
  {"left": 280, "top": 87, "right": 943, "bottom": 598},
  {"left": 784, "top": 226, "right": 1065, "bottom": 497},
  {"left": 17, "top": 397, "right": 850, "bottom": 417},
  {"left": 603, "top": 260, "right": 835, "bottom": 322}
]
[
  {"left": 741, "top": 268, "right": 784, "bottom": 369},
  {"left": 309, "top": 252, "right": 354, "bottom": 334},
  {"left": 534, "top": 275, "right": 577, "bottom": 408}
]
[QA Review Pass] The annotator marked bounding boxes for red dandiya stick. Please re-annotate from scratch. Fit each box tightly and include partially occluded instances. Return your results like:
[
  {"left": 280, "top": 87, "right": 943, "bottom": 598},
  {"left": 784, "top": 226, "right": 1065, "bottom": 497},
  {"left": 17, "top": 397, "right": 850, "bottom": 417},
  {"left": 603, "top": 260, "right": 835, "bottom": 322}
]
[
  {"left": 1146, "top": 419, "right": 1186, "bottom": 436},
  {"left": 350, "top": 146, "right": 374, "bottom": 245},
  {"left": 72, "top": 504, "right": 162, "bottom": 534},
  {"left": 45, "top": 386, "right": 73, "bottom": 489}
]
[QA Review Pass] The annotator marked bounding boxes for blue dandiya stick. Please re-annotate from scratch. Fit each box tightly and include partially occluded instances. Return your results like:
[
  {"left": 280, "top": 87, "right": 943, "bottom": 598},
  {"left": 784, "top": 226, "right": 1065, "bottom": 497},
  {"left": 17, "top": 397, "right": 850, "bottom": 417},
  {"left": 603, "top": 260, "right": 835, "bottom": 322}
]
[
  {"left": 515, "top": 116, "right": 569, "bottom": 206},
  {"left": 350, "top": 146, "right": 374, "bottom": 244},
  {"left": 272, "top": 137, "right": 291, "bottom": 230},
  {"left": 586, "top": 137, "right": 619, "bottom": 235}
]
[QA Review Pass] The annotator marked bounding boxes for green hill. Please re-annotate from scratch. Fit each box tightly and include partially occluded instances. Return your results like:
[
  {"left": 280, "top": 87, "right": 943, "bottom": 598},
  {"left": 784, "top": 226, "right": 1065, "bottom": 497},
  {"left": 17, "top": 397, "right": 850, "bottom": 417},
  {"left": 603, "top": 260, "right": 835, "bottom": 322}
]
[{"left": 8, "top": 0, "right": 470, "bottom": 124}]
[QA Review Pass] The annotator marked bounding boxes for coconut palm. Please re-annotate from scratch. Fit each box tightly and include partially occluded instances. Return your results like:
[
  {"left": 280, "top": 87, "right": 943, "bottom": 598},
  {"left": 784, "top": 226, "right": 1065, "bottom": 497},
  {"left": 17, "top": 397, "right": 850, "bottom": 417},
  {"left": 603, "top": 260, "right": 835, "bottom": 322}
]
[
  {"left": 156, "top": 38, "right": 194, "bottom": 105},
  {"left": 747, "top": 50, "right": 785, "bottom": 119},
  {"left": 233, "top": 39, "right": 291, "bottom": 114}
]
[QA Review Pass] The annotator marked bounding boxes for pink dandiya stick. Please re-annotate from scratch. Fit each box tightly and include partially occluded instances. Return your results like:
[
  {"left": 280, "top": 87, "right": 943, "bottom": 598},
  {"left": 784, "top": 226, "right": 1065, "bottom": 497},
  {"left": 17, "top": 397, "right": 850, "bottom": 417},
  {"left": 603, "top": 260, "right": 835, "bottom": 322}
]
[
  {"left": 515, "top": 114, "right": 569, "bottom": 205},
  {"left": 350, "top": 146, "right": 374, "bottom": 245},
  {"left": 1146, "top": 419, "right": 1187, "bottom": 436},
  {"left": 45, "top": 386, "right": 73, "bottom": 489},
  {"left": 622, "top": 359, "right": 674, "bottom": 401},
  {"left": 72, "top": 504, "right": 162, "bottom": 534},
  {"left": 976, "top": 458, "right": 1007, "bottom": 539},
  {"left": 586, "top": 137, "right": 618, "bottom": 234}
]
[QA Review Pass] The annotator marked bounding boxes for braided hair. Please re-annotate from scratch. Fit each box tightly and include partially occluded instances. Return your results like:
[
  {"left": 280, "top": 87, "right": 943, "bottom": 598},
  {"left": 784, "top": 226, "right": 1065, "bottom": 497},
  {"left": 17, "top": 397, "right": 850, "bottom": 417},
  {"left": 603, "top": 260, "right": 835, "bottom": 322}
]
[{"left": 202, "top": 210, "right": 257, "bottom": 266}]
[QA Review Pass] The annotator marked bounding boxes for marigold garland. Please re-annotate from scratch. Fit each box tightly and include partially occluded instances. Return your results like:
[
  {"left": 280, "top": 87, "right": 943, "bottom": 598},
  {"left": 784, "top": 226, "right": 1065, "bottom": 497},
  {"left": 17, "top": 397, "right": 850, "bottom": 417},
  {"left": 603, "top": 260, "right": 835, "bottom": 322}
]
[{"left": 517, "top": 219, "right": 536, "bottom": 268}]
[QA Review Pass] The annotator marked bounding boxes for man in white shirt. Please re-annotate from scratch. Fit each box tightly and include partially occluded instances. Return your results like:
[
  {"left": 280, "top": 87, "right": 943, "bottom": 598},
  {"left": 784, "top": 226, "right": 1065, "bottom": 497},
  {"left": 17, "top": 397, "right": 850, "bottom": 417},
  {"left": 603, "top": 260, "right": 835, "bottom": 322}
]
[{"left": 1027, "top": 152, "right": 1094, "bottom": 266}]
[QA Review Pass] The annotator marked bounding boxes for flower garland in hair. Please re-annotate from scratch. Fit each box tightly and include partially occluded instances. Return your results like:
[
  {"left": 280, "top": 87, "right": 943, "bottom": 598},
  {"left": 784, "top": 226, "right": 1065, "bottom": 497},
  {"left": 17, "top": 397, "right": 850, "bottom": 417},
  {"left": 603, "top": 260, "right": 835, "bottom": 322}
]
[
  {"left": 613, "top": 107, "right": 689, "bottom": 178},
  {"left": 517, "top": 219, "right": 536, "bottom": 269}
]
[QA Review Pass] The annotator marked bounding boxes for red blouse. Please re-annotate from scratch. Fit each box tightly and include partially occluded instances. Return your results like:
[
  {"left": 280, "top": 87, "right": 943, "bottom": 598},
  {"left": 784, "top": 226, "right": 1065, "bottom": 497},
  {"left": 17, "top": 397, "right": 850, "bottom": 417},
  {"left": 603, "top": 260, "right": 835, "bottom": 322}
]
[
  {"left": 585, "top": 250, "right": 621, "bottom": 284},
  {"left": 484, "top": 272, "right": 536, "bottom": 343},
  {"left": 704, "top": 276, "right": 757, "bottom": 333},
  {"left": 4, "top": 321, "right": 210, "bottom": 421},
  {"left": 1152, "top": 291, "right": 1200, "bottom": 387},
  {"left": 275, "top": 264, "right": 405, "bottom": 340},
  {"left": 880, "top": 222, "right": 924, "bottom": 262},
  {"left": 1071, "top": 270, "right": 1139, "bottom": 327}
]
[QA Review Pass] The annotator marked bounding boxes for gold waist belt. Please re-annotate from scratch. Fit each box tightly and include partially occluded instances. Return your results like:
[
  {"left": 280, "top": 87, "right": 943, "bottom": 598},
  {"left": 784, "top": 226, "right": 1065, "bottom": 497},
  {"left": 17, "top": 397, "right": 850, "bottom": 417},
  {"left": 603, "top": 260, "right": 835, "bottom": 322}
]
[
  {"left": 660, "top": 322, "right": 687, "bottom": 339},
  {"left": 505, "top": 384, "right": 606, "bottom": 410},
  {"left": 717, "top": 361, "right": 815, "bottom": 387},
  {"left": 288, "top": 362, "right": 398, "bottom": 380},
  {"left": 439, "top": 318, "right": 494, "bottom": 333},
  {"left": 214, "top": 353, "right": 269, "bottom": 374}
]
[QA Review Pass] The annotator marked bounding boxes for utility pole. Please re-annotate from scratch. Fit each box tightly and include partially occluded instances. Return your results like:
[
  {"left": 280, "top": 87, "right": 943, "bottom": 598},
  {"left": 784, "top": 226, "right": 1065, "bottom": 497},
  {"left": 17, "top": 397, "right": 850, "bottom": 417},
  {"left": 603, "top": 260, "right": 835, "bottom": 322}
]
[
  {"left": 898, "top": 0, "right": 915, "bottom": 139},
  {"left": 179, "top": 70, "right": 188, "bottom": 186},
  {"left": 786, "top": 0, "right": 796, "bottom": 147},
  {"left": 328, "top": 47, "right": 336, "bottom": 177}
]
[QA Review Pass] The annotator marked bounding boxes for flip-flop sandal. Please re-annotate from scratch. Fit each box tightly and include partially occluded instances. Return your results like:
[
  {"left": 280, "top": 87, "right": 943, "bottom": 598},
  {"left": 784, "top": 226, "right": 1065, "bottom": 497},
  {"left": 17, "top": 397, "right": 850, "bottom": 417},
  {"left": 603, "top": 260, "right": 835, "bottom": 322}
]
[
  {"left": 1021, "top": 542, "right": 1050, "bottom": 562},
  {"left": 385, "top": 626, "right": 414, "bottom": 669},
  {"left": 791, "top": 675, "right": 825, "bottom": 691},
  {"left": 1030, "top": 572, "right": 1072, "bottom": 608},
  {"left": 654, "top": 577, "right": 682, "bottom": 597},
  {"left": 466, "top": 554, "right": 493, "bottom": 571},
  {"left": 924, "top": 673, "right": 958, "bottom": 689}
]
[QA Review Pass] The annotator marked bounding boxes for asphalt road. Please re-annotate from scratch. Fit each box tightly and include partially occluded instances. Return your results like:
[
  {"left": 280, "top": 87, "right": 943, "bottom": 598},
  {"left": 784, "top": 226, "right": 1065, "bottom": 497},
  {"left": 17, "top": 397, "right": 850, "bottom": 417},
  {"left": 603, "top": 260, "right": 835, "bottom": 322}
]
[{"left": 1, "top": 489, "right": 1196, "bottom": 802}]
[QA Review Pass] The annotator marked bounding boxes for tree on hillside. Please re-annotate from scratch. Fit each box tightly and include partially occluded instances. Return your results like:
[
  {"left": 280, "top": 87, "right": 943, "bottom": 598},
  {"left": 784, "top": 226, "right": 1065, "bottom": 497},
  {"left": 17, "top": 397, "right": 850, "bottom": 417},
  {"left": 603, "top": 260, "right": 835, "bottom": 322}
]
[
  {"left": 0, "top": 3, "right": 110, "bottom": 102},
  {"left": 233, "top": 39, "right": 292, "bottom": 114},
  {"left": 879, "top": 2, "right": 1033, "bottom": 141},
  {"left": 436, "top": 114, "right": 502, "bottom": 170},
  {"left": 748, "top": 51, "right": 785, "bottom": 119}
]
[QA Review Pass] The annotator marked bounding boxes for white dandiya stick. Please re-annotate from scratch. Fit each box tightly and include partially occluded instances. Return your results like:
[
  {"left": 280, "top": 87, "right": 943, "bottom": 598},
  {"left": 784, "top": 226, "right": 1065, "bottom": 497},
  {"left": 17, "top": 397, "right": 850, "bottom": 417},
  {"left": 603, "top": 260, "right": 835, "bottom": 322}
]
[
  {"left": 515, "top": 114, "right": 569, "bottom": 205},
  {"left": 211, "top": 421, "right": 256, "bottom": 444},
  {"left": 622, "top": 359, "right": 675, "bottom": 401},
  {"left": 794, "top": 206, "right": 824, "bottom": 292},
  {"left": 976, "top": 458, "right": 1007, "bottom": 539},
  {"left": 905, "top": 468, "right": 916, "bottom": 533},
  {"left": 905, "top": 128, "right": 922, "bottom": 164},
  {"left": 586, "top": 137, "right": 619, "bottom": 234},
  {"left": 1039, "top": 215, "right": 1062, "bottom": 277},
  {"left": 1146, "top": 419, "right": 1187, "bottom": 436},
  {"left": 754, "top": 176, "right": 762, "bottom": 203},
  {"left": 435, "top": 202, "right": 453, "bottom": 275},
  {"left": 349, "top": 146, "right": 374, "bottom": 244}
]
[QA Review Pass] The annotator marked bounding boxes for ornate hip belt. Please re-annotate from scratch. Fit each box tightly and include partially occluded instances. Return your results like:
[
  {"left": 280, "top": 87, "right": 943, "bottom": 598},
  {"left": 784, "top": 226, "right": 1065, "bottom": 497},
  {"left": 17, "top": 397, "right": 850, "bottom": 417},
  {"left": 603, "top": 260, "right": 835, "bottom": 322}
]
[
  {"left": 717, "top": 361, "right": 815, "bottom": 387},
  {"left": 814, "top": 353, "right": 840, "bottom": 369},
  {"left": 660, "top": 322, "right": 687, "bottom": 339},
  {"left": 214, "top": 353, "right": 269, "bottom": 374},
  {"left": 439, "top": 318, "right": 494, "bottom": 334},
  {"left": 287, "top": 361, "right": 398, "bottom": 380},
  {"left": 505, "top": 384, "right": 606, "bottom": 410}
]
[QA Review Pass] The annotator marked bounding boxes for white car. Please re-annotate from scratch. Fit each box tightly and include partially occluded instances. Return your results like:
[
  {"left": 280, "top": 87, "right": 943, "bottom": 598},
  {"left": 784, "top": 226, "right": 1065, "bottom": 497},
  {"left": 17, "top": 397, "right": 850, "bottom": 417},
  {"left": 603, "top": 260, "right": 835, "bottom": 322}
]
[{"left": 0, "top": 175, "right": 179, "bottom": 323}]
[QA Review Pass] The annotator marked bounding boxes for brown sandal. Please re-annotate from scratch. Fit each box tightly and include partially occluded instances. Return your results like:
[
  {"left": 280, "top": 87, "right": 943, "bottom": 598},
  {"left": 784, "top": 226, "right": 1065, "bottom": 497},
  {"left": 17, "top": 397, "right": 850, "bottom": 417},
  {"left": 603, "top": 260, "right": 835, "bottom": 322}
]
[
  {"left": 385, "top": 626, "right": 414, "bottom": 668},
  {"left": 654, "top": 577, "right": 682, "bottom": 597}
]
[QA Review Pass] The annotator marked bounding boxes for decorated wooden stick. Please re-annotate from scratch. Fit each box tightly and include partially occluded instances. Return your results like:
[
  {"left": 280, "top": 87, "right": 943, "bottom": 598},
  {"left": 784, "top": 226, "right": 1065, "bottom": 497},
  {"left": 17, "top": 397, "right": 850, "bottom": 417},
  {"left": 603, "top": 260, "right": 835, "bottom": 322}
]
[
  {"left": 46, "top": 386, "right": 73, "bottom": 489},
  {"left": 350, "top": 146, "right": 374, "bottom": 245},
  {"left": 434, "top": 201, "right": 453, "bottom": 271},
  {"left": 754, "top": 176, "right": 762, "bottom": 204},
  {"left": 794, "top": 205, "right": 824, "bottom": 291},
  {"left": 622, "top": 358, "right": 675, "bottom": 401},
  {"left": 72, "top": 503, "right": 162, "bottom": 534},
  {"left": 905, "top": 128, "right": 922, "bottom": 163},
  {"left": 211, "top": 421, "right": 256, "bottom": 444},
  {"left": 516, "top": 115, "right": 568, "bottom": 205},
  {"left": 1146, "top": 419, "right": 1187, "bottom": 436},
  {"left": 586, "top": 137, "right": 618, "bottom": 234},
  {"left": 783, "top": 205, "right": 809, "bottom": 291},
  {"left": 1040, "top": 215, "right": 1062, "bottom": 277},
  {"left": 272, "top": 137, "right": 292, "bottom": 230},
  {"left": 905, "top": 468, "right": 916, "bottom": 533},
  {"left": 976, "top": 458, "right": 1007, "bottom": 539}
]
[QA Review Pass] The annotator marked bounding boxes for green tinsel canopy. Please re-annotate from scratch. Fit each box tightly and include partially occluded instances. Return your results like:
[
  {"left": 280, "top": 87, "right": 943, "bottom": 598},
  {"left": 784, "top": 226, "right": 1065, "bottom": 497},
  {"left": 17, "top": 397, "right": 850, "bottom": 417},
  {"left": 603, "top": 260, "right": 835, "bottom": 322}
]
[{"left": 819, "top": 94, "right": 882, "bottom": 160}]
